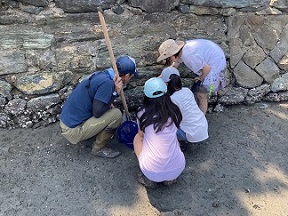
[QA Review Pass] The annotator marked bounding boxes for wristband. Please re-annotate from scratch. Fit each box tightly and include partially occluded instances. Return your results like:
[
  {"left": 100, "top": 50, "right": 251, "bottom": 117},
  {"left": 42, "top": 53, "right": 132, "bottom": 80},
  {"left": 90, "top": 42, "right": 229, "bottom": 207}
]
[{"left": 112, "top": 91, "right": 119, "bottom": 97}]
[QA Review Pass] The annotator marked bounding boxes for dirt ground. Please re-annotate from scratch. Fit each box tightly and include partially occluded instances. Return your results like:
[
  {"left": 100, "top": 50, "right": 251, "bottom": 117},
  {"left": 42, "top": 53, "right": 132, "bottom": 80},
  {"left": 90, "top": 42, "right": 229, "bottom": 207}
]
[{"left": 0, "top": 102, "right": 288, "bottom": 216}]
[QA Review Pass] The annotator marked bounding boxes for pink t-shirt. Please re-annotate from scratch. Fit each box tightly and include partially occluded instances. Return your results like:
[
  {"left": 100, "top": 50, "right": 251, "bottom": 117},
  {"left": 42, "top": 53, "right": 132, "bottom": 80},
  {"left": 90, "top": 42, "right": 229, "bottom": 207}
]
[{"left": 137, "top": 112, "right": 186, "bottom": 182}]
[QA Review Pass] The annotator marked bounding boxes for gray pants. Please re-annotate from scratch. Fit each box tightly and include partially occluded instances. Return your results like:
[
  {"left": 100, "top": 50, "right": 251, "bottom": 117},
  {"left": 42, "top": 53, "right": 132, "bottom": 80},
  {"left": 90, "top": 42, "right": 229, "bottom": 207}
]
[{"left": 60, "top": 108, "right": 122, "bottom": 151}]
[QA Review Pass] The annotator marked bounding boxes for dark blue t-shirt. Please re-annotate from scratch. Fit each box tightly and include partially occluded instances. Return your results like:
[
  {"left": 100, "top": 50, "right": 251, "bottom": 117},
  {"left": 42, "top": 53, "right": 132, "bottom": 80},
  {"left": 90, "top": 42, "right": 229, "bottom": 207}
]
[{"left": 60, "top": 70, "right": 114, "bottom": 128}]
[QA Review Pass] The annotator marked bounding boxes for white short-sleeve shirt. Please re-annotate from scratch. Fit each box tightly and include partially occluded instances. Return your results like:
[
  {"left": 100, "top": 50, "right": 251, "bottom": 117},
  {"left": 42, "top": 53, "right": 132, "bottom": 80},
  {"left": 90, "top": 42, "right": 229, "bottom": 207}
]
[
  {"left": 181, "top": 39, "right": 226, "bottom": 86},
  {"left": 171, "top": 87, "right": 209, "bottom": 142}
]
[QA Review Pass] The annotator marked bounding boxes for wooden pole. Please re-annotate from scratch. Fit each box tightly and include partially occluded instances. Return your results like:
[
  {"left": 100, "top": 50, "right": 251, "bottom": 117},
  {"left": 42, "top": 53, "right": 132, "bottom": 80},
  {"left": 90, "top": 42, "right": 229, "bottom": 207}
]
[{"left": 97, "top": 9, "right": 130, "bottom": 118}]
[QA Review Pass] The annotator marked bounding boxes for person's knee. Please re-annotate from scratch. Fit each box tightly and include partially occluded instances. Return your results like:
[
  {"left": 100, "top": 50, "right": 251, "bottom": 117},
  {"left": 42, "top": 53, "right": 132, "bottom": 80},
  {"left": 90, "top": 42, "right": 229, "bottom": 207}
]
[
  {"left": 110, "top": 108, "right": 122, "bottom": 119},
  {"left": 111, "top": 108, "right": 122, "bottom": 122},
  {"left": 106, "top": 108, "right": 122, "bottom": 131},
  {"left": 62, "top": 133, "right": 81, "bottom": 144},
  {"left": 110, "top": 108, "right": 122, "bottom": 124},
  {"left": 197, "top": 93, "right": 208, "bottom": 101}
]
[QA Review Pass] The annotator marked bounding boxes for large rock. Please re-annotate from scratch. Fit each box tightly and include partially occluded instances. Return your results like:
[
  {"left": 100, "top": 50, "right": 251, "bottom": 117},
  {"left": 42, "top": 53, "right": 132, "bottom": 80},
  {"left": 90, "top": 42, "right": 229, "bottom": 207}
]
[
  {"left": 0, "top": 50, "right": 27, "bottom": 76},
  {"left": 55, "top": 42, "right": 99, "bottom": 72},
  {"left": 242, "top": 45, "right": 266, "bottom": 69},
  {"left": 0, "top": 30, "right": 54, "bottom": 49},
  {"left": 6, "top": 71, "right": 73, "bottom": 95},
  {"left": 26, "top": 49, "right": 57, "bottom": 71},
  {"left": 0, "top": 80, "right": 12, "bottom": 99},
  {"left": 27, "top": 94, "right": 61, "bottom": 111},
  {"left": 181, "top": 0, "right": 270, "bottom": 9},
  {"left": 270, "top": 23, "right": 288, "bottom": 62},
  {"left": 54, "top": 0, "right": 119, "bottom": 13},
  {"left": 279, "top": 54, "right": 288, "bottom": 70},
  {"left": 245, "top": 84, "right": 271, "bottom": 104},
  {"left": 233, "top": 61, "right": 263, "bottom": 88},
  {"left": 254, "top": 20, "right": 282, "bottom": 53},
  {"left": 229, "top": 38, "right": 246, "bottom": 68},
  {"left": 4, "top": 98, "right": 27, "bottom": 116},
  {"left": 271, "top": 73, "right": 288, "bottom": 92},
  {"left": 270, "top": 0, "right": 288, "bottom": 12},
  {"left": 218, "top": 87, "right": 248, "bottom": 105},
  {"left": 128, "top": 0, "right": 179, "bottom": 12},
  {"left": 255, "top": 57, "right": 280, "bottom": 83},
  {"left": 17, "top": 0, "right": 49, "bottom": 7}
]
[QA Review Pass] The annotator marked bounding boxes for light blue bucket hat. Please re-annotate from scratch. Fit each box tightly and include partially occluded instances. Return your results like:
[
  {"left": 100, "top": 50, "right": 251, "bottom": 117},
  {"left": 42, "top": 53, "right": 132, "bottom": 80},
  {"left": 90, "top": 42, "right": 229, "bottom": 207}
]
[{"left": 144, "top": 77, "right": 167, "bottom": 98}]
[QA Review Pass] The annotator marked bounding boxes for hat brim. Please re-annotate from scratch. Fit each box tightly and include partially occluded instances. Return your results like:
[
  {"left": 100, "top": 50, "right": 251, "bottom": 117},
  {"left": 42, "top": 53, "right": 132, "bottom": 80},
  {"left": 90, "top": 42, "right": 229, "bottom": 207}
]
[{"left": 156, "top": 41, "right": 185, "bottom": 62}]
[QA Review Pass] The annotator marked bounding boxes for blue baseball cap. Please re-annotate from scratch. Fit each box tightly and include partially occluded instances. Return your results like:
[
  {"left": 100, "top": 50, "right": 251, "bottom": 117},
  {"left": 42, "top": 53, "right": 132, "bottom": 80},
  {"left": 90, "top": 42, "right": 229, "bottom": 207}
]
[
  {"left": 116, "top": 55, "right": 138, "bottom": 78},
  {"left": 144, "top": 77, "right": 167, "bottom": 98}
]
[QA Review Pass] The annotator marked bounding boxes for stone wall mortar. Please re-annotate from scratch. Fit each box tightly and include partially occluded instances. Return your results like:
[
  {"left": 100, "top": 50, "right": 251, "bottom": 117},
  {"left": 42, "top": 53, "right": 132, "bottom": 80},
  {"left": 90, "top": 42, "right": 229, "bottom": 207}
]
[{"left": 0, "top": 0, "right": 287, "bottom": 128}]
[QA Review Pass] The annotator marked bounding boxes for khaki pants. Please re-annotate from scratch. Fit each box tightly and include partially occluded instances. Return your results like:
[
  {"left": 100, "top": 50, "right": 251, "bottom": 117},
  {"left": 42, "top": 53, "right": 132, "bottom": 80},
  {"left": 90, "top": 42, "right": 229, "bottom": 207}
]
[{"left": 60, "top": 108, "right": 122, "bottom": 151}]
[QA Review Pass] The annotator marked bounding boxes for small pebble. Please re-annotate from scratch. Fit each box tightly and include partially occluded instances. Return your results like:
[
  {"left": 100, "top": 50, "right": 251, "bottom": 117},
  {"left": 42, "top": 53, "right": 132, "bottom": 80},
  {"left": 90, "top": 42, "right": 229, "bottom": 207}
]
[{"left": 212, "top": 200, "right": 220, "bottom": 207}]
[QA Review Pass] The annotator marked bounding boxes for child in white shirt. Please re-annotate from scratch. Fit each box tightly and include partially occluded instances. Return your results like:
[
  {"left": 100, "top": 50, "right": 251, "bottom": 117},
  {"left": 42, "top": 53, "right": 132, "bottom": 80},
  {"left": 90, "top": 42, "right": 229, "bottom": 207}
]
[{"left": 160, "top": 66, "right": 209, "bottom": 144}]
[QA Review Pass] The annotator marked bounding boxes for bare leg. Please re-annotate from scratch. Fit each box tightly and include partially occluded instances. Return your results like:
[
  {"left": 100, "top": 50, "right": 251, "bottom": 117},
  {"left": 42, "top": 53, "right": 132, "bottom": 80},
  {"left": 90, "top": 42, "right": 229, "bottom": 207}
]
[
  {"left": 133, "top": 133, "right": 143, "bottom": 158},
  {"left": 196, "top": 92, "right": 208, "bottom": 114}
]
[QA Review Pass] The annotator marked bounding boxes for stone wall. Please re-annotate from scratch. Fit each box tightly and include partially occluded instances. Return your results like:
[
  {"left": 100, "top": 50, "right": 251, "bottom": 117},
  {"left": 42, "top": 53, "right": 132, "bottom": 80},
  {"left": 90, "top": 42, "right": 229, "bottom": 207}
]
[{"left": 0, "top": 0, "right": 288, "bottom": 128}]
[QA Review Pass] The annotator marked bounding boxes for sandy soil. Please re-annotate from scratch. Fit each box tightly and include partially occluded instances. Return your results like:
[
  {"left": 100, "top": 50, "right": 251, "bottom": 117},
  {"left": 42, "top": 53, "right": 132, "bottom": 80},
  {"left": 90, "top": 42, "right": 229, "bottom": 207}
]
[{"left": 0, "top": 102, "right": 288, "bottom": 216}]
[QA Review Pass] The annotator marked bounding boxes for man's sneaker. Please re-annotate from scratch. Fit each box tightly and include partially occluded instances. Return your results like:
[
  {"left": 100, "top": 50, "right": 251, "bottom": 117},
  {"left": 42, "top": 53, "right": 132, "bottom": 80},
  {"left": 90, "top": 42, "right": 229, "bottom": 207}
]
[
  {"left": 91, "top": 147, "right": 121, "bottom": 159},
  {"left": 136, "top": 172, "right": 157, "bottom": 188}
]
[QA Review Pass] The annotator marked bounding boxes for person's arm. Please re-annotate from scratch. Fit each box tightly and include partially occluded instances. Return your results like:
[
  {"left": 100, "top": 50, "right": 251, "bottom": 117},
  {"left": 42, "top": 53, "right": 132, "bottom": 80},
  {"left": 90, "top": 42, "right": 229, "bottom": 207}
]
[
  {"left": 194, "top": 64, "right": 210, "bottom": 81},
  {"left": 92, "top": 99, "right": 110, "bottom": 118},
  {"left": 92, "top": 74, "right": 121, "bottom": 118},
  {"left": 113, "top": 74, "right": 122, "bottom": 95},
  {"left": 137, "top": 129, "right": 144, "bottom": 138}
]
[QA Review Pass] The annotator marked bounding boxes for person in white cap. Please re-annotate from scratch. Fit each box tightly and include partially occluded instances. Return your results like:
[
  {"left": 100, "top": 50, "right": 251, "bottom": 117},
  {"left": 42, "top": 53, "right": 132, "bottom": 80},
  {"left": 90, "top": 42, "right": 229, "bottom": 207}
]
[
  {"left": 60, "top": 55, "right": 138, "bottom": 159},
  {"left": 133, "top": 77, "right": 185, "bottom": 188},
  {"left": 161, "top": 66, "right": 208, "bottom": 146},
  {"left": 157, "top": 39, "right": 226, "bottom": 114}
]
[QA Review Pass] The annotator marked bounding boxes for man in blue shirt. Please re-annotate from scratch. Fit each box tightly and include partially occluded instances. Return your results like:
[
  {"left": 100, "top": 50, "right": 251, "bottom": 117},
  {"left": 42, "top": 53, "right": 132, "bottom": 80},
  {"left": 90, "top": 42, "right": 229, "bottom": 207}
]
[{"left": 60, "top": 55, "right": 138, "bottom": 158}]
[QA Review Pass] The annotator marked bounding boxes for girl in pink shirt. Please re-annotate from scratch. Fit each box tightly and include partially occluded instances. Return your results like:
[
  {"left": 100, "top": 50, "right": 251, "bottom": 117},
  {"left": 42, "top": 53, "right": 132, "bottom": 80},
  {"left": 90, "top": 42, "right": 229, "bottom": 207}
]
[{"left": 133, "top": 77, "right": 185, "bottom": 188}]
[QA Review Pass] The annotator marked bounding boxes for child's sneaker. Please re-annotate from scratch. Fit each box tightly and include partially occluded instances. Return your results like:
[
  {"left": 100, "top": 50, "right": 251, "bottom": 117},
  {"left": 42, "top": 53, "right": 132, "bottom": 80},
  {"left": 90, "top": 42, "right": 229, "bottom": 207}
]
[{"left": 136, "top": 172, "right": 157, "bottom": 188}]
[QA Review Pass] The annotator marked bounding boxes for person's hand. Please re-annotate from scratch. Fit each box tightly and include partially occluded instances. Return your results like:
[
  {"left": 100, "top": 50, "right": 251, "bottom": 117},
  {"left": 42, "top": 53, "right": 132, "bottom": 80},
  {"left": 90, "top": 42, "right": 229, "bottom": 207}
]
[
  {"left": 193, "top": 77, "right": 202, "bottom": 82},
  {"left": 110, "top": 104, "right": 115, "bottom": 109},
  {"left": 191, "top": 78, "right": 202, "bottom": 93},
  {"left": 197, "top": 64, "right": 210, "bottom": 81},
  {"left": 113, "top": 74, "right": 123, "bottom": 94}
]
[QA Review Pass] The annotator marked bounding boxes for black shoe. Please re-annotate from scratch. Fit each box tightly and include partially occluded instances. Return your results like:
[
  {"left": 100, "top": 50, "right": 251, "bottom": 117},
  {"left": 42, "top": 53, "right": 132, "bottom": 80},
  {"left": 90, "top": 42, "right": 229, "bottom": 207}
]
[
  {"left": 136, "top": 172, "right": 157, "bottom": 188},
  {"left": 179, "top": 140, "right": 189, "bottom": 152}
]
